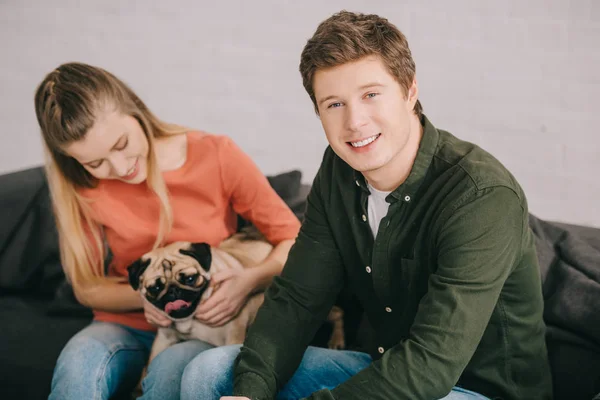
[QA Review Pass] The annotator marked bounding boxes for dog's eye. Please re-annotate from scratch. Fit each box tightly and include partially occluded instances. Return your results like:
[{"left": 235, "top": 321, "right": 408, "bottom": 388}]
[
  {"left": 180, "top": 274, "right": 198, "bottom": 286},
  {"left": 147, "top": 281, "right": 164, "bottom": 296}
]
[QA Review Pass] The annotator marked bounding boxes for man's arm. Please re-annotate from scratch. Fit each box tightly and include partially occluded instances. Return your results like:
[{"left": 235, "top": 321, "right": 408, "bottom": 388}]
[
  {"left": 232, "top": 169, "right": 346, "bottom": 399},
  {"left": 304, "top": 186, "right": 526, "bottom": 400}
]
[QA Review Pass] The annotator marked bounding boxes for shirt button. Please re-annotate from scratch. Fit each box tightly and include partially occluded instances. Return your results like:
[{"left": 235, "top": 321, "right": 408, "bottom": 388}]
[
  {"left": 361, "top": 214, "right": 367, "bottom": 222},
  {"left": 404, "top": 195, "right": 411, "bottom": 202},
  {"left": 355, "top": 180, "right": 360, "bottom": 187},
  {"left": 366, "top": 266, "right": 372, "bottom": 273},
  {"left": 378, "top": 347, "right": 385, "bottom": 354},
  {"left": 385, "top": 307, "right": 392, "bottom": 313}
]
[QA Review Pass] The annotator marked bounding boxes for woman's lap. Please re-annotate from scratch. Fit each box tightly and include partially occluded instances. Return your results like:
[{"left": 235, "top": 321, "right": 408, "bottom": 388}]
[
  {"left": 49, "top": 321, "right": 155, "bottom": 400},
  {"left": 50, "top": 322, "right": 489, "bottom": 400}
]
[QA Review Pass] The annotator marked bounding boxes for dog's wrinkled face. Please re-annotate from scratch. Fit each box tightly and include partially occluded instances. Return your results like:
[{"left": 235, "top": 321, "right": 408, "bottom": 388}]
[{"left": 127, "top": 242, "right": 212, "bottom": 319}]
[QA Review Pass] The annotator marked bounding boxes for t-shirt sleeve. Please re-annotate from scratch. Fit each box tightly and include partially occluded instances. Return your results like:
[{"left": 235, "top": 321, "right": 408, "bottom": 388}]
[{"left": 217, "top": 136, "right": 301, "bottom": 244}]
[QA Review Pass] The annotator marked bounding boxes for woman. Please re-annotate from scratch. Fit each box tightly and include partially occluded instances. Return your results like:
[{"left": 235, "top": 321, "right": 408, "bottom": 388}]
[{"left": 35, "top": 62, "right": 300, "bottom": 400}]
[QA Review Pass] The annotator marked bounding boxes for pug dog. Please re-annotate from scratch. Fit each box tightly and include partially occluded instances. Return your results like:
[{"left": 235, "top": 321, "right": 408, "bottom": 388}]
[{"left": 127, "top": 228, "right": 346, "bottom": 366}]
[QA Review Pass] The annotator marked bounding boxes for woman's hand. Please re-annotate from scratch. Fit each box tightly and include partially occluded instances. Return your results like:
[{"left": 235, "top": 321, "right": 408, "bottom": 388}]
[
  {"left": 195, "top": 268, "right": 257, "bottom": 327},
  {"left": 142, "top": 296, "right": 172, "bottom": 328}
]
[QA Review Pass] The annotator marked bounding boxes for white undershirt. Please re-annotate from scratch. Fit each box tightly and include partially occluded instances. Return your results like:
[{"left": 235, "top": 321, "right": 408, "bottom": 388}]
[{"left": 367, "top": 182, "right": 392, "bottom": 239}]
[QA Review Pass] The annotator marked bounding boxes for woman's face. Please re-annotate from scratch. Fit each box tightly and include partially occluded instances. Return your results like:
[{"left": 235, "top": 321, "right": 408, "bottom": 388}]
[{"left": 65, "top": 109, "right": 150, "bottom": 184}]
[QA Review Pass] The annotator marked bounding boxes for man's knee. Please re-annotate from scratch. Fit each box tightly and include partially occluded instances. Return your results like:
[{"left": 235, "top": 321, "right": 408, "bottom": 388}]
[{"left": 299, "top": 347, "right": 371, "bottom": 373}]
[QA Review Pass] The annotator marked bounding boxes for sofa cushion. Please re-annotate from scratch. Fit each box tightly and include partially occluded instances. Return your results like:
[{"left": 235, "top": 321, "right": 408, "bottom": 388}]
[
  {"left": 0, "top": 167, "right": 63, "bottom": 296},
  {"left": 544, "top": 233, "right": 600, "bottom": 345},
  {"left": 0, "top": 295, "right": 91, "bottom": 400},
  {"left": 266, "top": 169, "right": 302, "bottom": 200},
  {"left": 530, "top": 214, "right": 600, "bottom": 399}
]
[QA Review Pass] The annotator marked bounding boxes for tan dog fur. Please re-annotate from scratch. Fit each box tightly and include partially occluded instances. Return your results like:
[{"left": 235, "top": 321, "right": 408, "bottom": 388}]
[{"left": 130, "top": 230, "right": 346, "bottom": 367}]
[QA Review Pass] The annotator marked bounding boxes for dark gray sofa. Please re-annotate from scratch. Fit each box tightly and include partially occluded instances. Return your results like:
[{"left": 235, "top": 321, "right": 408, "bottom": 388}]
[{"left": 0, "top": 165, "right": 599, "bottom": 400}]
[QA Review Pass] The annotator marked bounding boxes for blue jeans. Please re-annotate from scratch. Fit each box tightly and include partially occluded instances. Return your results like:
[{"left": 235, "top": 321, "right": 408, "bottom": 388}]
[
  {"left": 181, "top": 344, "right": 490, "bottom": 400},
  {"left": 50, "top": 322, "right": 489, "bottom": 399},
  {"left": 48, "top": 321, "right": 215, "bottom": 400}
]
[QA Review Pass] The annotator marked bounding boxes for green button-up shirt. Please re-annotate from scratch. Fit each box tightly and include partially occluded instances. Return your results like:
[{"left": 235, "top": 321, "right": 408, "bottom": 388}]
[{"left": 233, "top": 115, "right": 553, "bottom": 400}]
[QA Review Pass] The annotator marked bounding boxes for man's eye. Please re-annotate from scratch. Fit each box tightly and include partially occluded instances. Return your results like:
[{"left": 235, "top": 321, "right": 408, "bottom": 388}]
[
  {"left": 328, "top": 102, "right": 342, "bottom": 109},
  {"left": 366, "top": 93, "right": 378, "bottom": 99}
]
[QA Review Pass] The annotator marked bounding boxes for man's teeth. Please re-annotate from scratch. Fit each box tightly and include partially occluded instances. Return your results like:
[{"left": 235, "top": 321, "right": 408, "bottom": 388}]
[{"left": 350, "top": 134, "right": 380, "bottom": 148}]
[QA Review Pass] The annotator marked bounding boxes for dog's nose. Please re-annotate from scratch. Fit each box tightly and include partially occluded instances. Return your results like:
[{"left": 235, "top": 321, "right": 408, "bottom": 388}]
[{"left": 166, "top": 285, "right": 182, "bottom": 298}]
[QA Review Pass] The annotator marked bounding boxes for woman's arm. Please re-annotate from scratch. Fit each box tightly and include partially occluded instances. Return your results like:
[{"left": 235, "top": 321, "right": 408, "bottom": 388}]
[
  {"left": 195, "top": 238, "right": 295, "bottom": 327},
  {"left": 73, "top": 280, "right": 143, "bottom": 312},
  {"left": 196, "top": 136, "right": 302, "bottom": 326},
  {"left": 245, "top": 238, "right": 295, "bottom": 292}
]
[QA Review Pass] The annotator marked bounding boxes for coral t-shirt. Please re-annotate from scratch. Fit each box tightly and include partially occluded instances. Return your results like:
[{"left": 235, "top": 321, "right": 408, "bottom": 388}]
[{"left": 79, "top": 132, "right": 301, "bottom": 331}]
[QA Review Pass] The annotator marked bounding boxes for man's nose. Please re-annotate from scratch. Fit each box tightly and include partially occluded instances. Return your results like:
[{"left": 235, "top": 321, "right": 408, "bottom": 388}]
[{"left": 345, "top": 103, "right": 369, "bottom": 132}]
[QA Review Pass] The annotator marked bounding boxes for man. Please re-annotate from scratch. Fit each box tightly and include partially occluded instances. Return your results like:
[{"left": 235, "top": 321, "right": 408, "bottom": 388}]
[{"left": 212, "top": 10, "right": 553, "bottom": 400}]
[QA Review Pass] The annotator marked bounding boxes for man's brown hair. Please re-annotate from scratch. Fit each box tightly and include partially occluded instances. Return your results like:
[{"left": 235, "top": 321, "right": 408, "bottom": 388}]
[{"left": 300, "top": 10, "right": 422, "bottom": 118}]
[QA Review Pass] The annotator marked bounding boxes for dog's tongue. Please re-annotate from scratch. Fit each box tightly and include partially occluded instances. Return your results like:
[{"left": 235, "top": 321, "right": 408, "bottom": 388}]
[{"left": 165, "top": 300, "right": 191, "bottom": 314}]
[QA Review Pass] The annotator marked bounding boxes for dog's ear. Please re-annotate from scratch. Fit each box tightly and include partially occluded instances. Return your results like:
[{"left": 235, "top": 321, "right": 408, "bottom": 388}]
[
  {"left": 127, "top": 258, "right": 151, "bottom": 290},
  {"left": 179, "top": 243, "right": 212, "bottom": 271}
]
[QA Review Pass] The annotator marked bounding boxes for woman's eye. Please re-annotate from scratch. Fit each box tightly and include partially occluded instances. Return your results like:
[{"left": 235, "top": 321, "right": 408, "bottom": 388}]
[
  {"left": 116, "top": 138, "right": 129, "bottom": 151},
  {"left": 366, "top": 93, "right": 378, "bottom": 99},
  {"left": 87, "top": 160, "right": 104, "bottom": 169}
]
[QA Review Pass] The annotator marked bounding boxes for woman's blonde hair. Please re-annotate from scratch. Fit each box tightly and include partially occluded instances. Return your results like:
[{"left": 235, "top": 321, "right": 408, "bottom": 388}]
[{"left": 34, "top": 62, "right": 185, "bottom": 287}]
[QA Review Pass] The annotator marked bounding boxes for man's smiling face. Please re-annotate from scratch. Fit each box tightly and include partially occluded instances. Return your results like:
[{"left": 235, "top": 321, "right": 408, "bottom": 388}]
[{"left": 313, "top": 55, "right": 419, "bottom": 183}]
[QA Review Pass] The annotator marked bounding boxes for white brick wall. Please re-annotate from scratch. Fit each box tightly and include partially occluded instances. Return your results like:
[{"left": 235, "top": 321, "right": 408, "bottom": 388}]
[{"left": 1, "top": 0, "right": 598, "bottom": 227}]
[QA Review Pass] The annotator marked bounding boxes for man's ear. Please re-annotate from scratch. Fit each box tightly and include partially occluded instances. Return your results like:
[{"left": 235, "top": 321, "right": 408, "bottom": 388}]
[
  {"left": 407, "top": 77, "right": 419, "bottom": 105},
  {"left": 179, "top": 243, "right": 212, "bottom": 271},
  {"left": 126, "top": 258, "right": 151, "bottom": 290}
]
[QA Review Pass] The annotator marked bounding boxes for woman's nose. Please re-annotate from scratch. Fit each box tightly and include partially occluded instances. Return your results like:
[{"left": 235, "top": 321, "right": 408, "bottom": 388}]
[{"left": 108, "top": 154, "right": 130, "bottom": 177}]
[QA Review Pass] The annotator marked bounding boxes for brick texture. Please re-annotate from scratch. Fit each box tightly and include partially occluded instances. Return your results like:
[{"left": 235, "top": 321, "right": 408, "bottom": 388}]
[{"left": 0, "top": 0, "right": 598, "bottom": 227}]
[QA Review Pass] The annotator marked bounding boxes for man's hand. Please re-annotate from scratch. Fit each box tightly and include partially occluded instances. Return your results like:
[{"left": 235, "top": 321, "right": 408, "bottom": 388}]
[{"left": 195, "top": 268, "right": 257, "bottom": 327}]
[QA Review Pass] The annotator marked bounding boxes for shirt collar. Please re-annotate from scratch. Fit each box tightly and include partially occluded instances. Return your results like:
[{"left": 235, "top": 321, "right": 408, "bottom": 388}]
[{"left": 353, "top": 114, "right": 439, "bottom": 203}]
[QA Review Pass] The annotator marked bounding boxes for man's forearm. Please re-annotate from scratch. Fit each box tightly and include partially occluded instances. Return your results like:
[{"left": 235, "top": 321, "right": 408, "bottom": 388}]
[
  {"left": 233, "top": 275, "right": 339, "bottom": 399},
  {"left": 233, "top": 167, "right": 345, "bottom": 399}
]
